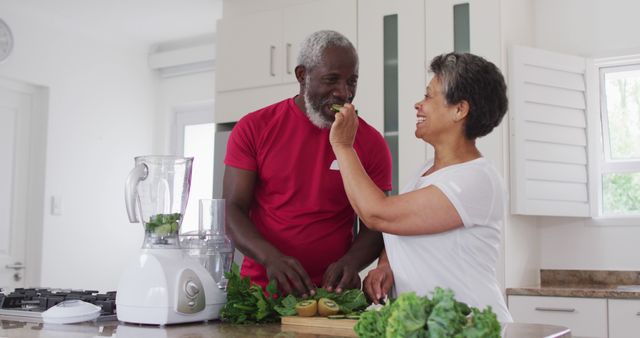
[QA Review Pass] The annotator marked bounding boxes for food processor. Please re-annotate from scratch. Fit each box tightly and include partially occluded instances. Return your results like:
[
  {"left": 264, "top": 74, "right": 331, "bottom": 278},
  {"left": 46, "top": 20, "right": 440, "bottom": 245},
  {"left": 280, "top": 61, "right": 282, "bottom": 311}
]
[
  {"left": 181, "top": 199, "right": 234, "bottom": 290},
  {"left": 116, "top": 156, "right": 226, "bottom": 325}
]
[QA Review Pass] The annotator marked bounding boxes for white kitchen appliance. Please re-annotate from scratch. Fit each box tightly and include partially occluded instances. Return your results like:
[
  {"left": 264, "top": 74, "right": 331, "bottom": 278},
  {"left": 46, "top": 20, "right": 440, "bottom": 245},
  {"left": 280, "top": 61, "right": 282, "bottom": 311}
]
[{"left": 117, "top": 156, "right": 226, "bottom": 325}]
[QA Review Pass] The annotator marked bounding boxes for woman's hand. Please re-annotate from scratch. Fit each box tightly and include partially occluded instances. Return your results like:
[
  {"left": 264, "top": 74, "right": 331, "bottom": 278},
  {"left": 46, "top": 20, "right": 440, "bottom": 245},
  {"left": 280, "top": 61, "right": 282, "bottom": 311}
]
[
  {"left": 363, "top": 264, "right": 394, "bottom": 305},
  {"left": 330, "top": 103, "right": 358, "bottom": 150}
]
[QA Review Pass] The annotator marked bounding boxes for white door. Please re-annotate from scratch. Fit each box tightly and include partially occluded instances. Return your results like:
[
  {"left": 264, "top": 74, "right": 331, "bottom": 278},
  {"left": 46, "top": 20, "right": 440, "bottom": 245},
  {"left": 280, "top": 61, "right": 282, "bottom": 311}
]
[{"left": 0, "top": 81, "right": 32, "bottom": 289}]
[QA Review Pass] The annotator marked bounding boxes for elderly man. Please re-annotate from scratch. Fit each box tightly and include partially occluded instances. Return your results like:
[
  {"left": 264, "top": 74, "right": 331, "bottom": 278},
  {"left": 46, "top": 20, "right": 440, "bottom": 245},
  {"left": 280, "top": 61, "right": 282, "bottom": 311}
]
[{"left": 223, "top": 30, "right": 392, "bottom": 297}]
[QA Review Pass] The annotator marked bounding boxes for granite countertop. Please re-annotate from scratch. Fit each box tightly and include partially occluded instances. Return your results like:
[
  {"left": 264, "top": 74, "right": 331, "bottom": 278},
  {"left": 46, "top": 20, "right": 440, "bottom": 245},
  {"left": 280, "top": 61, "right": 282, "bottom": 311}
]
[
  {"left": 0, "top": 318, "right": 571, "bottom": 338},
  {"left": 507, "top": 269, "right": 640, "bottom": 299}
]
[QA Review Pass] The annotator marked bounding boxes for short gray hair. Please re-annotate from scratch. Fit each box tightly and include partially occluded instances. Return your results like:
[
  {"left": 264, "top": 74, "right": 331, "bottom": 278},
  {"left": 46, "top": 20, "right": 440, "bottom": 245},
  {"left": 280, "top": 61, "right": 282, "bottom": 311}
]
[
  {"left": 429, "top": 52, "right": 508, "bottom": 139},
  {"left": 297, "top": 30, "right": 358, "bottom": 70}
]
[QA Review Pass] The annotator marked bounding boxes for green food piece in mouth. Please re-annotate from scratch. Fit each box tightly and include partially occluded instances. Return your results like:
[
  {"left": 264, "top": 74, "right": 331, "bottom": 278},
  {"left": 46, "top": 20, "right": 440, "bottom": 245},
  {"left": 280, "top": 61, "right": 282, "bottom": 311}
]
[
  {"left": 330, "top": 104, "right": 358, "bottom": 115},
  {"left": 330, "top": 104, "right": 343, "bottom": 113}
]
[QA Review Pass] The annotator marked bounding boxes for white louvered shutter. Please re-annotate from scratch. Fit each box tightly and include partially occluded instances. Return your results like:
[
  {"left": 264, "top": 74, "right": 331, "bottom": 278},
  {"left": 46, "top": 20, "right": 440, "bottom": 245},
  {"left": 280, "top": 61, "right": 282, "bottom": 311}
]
[{"left": 508, "top": 45, "right": 590, "bottom": 217}]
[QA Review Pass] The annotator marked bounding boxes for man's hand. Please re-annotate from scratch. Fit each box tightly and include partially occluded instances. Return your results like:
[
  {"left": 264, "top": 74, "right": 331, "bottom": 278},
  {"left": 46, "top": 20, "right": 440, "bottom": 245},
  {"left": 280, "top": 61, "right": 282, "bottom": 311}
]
[
  {"left": 321, "top": 259, "right": 361, "bottom": 293},
  {"left": 363, "top": 265, "right": 394, "bottom": 304},
  {"left": 264, "top": 254, "right": 316, "bottom": 298}
]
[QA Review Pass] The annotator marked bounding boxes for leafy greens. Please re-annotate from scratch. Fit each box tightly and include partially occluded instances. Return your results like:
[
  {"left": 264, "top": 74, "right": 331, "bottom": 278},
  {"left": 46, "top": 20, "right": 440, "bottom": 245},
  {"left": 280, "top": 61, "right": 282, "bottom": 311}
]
[
  {"left": 354, "top": 287, "right": 500, "bottom": 338},
  {"left": 220, "top": 262, "right": 368, "bottom": 324},
  {"left": 145, "top": 213, "right": 181, "bottom": 235}
]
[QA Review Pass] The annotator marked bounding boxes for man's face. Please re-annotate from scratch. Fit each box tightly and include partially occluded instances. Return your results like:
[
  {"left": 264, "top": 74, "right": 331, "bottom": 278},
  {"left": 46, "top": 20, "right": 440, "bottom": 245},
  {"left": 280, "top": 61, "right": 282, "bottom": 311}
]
[{"left": 300, "top": 46, "right": 358, "bottom": 129}]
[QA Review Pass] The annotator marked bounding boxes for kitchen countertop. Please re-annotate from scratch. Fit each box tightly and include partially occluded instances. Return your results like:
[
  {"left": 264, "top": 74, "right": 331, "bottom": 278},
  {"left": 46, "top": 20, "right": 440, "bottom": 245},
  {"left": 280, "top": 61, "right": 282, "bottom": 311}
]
[
  {"left": 507, "top": 284, "right": 640, "bottom": 298},
  {"left": 0, "top": 318, "right": 572, "bottom": 338},
  {"left": 507, "top": 269, "right": 640, "bottom": 299}
]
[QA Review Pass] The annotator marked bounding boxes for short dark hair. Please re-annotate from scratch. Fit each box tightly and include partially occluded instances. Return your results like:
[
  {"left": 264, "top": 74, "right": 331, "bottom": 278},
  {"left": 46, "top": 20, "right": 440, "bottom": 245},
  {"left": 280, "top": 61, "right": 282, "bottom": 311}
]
[{"left": 429, "top": 52, "right": 508, "bottom": 139}]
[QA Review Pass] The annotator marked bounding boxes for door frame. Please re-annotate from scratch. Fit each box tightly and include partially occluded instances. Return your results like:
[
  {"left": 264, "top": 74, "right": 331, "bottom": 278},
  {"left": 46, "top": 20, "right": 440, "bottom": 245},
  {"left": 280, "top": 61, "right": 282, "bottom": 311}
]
[{"left": 0, "top": 77, "right": 48, "bottom": 288}]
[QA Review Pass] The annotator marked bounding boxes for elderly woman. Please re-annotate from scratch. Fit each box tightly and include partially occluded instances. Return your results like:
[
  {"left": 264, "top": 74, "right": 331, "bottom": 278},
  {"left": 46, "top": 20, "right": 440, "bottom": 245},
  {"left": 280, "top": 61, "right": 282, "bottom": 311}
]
[{"left": 329, "top": 52, "right": 512, "bottom": 323}]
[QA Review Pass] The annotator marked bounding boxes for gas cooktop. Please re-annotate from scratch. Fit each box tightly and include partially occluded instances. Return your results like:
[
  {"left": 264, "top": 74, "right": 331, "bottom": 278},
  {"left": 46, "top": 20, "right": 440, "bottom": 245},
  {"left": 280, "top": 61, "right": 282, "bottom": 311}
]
[{"left": 0, "top": 288, "right": 116, "bottom": 322}]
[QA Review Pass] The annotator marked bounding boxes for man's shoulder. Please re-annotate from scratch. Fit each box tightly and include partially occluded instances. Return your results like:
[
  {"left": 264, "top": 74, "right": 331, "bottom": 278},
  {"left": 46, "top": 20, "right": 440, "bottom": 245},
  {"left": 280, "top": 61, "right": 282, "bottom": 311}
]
[
  {"left": 241, "top": 97, "right": 292, "bottom": 123},
  {"left": 355, "top": 117, "right": 385, "bottom": 142}
]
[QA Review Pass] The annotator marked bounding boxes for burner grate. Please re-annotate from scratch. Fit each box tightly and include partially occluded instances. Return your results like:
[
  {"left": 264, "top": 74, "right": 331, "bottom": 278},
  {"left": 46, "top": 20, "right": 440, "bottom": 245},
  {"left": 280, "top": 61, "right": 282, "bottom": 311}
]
[{"left": 0, "top": 288, "right": 117, "bottom": 321}]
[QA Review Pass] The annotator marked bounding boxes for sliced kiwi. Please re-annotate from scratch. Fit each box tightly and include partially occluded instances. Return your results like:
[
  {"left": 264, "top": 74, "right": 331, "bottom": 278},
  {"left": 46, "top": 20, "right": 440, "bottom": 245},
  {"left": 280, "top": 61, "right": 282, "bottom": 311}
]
[
  {"left": 318, "top": 298, "right": 340, "bottom": 317},
  {"left": 295, "top": 299, "right": 318, "bottom": 317}
]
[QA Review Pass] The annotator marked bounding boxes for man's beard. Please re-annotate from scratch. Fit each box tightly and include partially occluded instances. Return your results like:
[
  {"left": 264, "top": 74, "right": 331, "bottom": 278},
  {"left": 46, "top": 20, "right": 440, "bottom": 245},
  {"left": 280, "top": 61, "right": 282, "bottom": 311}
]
[{"left": 304, "top": 90, "right": 332, "bottom": 129}]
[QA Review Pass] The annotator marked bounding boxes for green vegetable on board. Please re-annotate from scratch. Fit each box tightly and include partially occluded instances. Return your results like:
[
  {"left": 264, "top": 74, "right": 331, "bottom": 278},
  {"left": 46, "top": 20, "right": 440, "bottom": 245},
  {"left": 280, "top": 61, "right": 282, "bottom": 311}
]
[{"left": 220, "top": 262, "right": 368, "bottom": 324}]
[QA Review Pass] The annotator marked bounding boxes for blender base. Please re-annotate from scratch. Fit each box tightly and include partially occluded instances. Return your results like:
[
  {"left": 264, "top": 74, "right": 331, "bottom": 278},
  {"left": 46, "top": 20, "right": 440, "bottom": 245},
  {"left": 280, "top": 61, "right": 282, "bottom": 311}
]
[
  {"left": 116, "top": 249, "right": 226, "bottom": 325},
  {"left": 117, "top": 303, "right": 224, "bottom": 325}
]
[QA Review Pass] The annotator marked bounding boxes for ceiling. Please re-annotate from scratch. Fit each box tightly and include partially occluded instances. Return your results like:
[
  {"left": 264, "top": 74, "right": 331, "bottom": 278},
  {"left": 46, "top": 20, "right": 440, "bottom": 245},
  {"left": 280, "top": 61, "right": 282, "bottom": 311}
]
[{"left": 9, "top": 0, "right": 223, "bottom": 46}]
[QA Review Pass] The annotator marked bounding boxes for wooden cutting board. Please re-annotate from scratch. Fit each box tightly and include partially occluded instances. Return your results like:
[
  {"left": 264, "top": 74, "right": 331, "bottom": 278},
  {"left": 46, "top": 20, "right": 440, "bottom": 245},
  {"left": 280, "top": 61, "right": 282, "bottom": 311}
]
[{"left": 281, "top": 316, "right": 358, "bottom": 337}]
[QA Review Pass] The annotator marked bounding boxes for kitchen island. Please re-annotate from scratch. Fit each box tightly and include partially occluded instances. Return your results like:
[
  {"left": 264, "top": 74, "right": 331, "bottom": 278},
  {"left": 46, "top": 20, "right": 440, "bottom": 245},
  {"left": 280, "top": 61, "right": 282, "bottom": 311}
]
[{"left": 0, "top": 317, "right": 571, "bottom": 338}]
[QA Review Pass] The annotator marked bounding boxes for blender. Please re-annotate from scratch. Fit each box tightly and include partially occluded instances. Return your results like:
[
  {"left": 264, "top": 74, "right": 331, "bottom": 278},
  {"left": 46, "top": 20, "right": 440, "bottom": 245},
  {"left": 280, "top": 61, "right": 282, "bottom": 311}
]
[{"left": 116, "top": 156, "right": 226, "bottom": 325}]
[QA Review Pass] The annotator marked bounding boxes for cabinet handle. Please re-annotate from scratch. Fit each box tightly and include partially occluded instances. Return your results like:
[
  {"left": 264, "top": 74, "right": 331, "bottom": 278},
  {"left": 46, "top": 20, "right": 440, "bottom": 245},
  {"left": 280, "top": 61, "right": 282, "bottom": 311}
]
[
  {"left": 270, "top": 45, "right": 276, "bottom": 77},
  {"left": 286, "top": 43, "right": 292, "bottom": 75},
  {"left": 534, "top": 307, "right": 575, "bottom": 313},
  {"left": 636, "top": 312, "right": 640, "bottom": 316}
]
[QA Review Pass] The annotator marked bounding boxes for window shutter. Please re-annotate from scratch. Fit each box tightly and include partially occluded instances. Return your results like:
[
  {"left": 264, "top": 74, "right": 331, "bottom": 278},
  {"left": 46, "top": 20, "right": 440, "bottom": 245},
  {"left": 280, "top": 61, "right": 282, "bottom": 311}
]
[{"left": 508, "top": 45, "right": 590, "bottom": 217}]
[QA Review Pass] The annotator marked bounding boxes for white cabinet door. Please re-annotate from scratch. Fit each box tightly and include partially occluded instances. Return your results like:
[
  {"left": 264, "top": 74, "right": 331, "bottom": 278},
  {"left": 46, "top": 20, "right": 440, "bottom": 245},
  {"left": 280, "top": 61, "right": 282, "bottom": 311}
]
[
  {"left": 508, "top": 295, "right": 607, "bottom": 338},
  {"left": 281, "top": 0, "right": 357, "bottom": 84},
  {"left": 609, "top": 299, "right": 640, "bottom": 338},
  {"left": 216, "top": 9, "right": 283, "bottom": 92}
]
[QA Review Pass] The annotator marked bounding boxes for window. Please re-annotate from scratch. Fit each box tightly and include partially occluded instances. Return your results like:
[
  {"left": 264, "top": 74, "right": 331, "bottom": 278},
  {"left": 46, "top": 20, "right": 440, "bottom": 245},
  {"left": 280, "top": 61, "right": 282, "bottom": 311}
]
[
  {"left": 509, "top": 46, "right": 640, "bottom": 221},
  {"left": 597, "top": 65, "right": 640, "bottom": 217},
  {"left": 174, "top": 104, "right": 215, "bottom": 234}
]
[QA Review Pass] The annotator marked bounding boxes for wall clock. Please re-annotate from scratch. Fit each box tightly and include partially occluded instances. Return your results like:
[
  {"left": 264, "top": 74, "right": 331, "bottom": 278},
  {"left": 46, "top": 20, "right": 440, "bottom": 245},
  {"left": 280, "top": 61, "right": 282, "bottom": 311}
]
[{"left": 0, "top": 18, "right": 14, "bottom": 63}]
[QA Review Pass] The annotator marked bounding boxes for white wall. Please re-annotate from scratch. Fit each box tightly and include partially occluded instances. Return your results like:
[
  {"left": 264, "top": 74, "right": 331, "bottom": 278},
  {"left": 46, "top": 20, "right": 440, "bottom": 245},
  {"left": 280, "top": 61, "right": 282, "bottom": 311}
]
[
  {"left": 0, "top": 5, "right": 156, "bottom": 291},
  {"left": 534, "top": 0, "right": 640, "bottom": 58},
  {"left": 499, "top": 0, "right": 542, "bottom": 288},
  {"left": 533, "top": 0, "right": 640, "bottom": 271}
]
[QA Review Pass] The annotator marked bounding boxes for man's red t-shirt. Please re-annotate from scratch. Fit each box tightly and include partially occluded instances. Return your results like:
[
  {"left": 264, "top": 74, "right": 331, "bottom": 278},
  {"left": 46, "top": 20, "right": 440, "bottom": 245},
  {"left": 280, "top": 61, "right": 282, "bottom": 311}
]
[{"left": 224, "top": 97, "right": 392, "bottom": 288}]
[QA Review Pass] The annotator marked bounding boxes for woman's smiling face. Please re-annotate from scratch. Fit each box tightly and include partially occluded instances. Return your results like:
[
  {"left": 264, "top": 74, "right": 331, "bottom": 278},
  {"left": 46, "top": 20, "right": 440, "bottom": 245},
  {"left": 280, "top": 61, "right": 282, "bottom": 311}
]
[{"left": 414, "top": 76, "right": 457, "bottom": 142}]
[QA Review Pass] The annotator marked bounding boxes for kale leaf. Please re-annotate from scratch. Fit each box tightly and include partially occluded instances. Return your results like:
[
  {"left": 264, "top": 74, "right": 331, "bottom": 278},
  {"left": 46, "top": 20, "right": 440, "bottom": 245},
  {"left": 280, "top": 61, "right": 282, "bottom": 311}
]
[{"left": 354, "top": 287, "right": 501, "bottom": 338}]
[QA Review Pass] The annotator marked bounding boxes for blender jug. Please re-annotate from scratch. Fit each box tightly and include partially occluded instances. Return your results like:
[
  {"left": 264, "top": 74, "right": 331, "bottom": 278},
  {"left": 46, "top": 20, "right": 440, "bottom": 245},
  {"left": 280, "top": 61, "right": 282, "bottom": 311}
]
[{"left": 125, "top": 156, "right": 193, "bottom": 248}]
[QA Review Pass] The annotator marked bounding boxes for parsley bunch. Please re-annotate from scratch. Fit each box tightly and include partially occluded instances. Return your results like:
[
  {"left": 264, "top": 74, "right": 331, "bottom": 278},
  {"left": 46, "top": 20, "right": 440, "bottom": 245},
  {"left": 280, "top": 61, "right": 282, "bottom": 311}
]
[
  {"left": 220, "top": 263, "right": 281, "bottom": 324},
  {"left": 220, "top": 263, "right": 369, "bottom": 324}
]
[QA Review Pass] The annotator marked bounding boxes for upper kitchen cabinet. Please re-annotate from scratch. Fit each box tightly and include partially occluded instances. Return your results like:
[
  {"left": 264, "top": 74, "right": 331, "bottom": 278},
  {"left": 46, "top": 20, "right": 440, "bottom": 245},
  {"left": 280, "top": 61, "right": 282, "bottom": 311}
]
[
  {"left": 216, "top": 9, "right": 283, "bottom": 92},
  {"left": 214, "top": 0, "right": 357, "bottom": 123}
]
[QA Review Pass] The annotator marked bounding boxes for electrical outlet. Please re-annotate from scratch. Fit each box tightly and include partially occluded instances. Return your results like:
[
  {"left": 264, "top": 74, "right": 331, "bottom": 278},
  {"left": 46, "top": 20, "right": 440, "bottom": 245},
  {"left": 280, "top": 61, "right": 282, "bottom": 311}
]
[{"left": 51, "top": 195, "right": 62, "bottom": 215}]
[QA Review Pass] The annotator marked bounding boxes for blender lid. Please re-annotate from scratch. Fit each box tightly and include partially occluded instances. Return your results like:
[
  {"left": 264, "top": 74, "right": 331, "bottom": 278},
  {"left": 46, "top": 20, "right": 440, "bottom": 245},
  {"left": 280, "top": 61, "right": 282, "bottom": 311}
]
[
  {"left": 42, "top": 300, "right": 101, "bottom": 324},
  {"left": 134, "top": 155, "right": 194, "bottom": 164}
]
